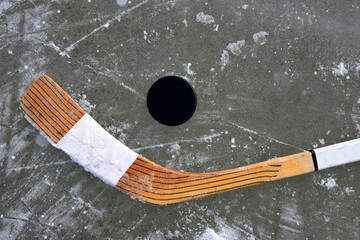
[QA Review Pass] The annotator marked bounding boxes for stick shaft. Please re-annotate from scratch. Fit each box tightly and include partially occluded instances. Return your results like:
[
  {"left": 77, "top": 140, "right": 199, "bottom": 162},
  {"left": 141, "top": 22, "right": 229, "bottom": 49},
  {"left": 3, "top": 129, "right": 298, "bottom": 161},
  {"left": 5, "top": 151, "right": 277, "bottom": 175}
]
[{"left": 117, "top": 152, "right": 315, "bottom": 204}]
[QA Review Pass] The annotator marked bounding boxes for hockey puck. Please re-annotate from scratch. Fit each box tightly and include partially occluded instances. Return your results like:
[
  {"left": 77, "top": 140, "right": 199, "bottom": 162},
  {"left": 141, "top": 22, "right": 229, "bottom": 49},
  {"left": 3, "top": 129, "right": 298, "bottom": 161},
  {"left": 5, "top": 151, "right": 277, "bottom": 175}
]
[{"left": 147, "top": 76, "right": 197, "bottom": 126}]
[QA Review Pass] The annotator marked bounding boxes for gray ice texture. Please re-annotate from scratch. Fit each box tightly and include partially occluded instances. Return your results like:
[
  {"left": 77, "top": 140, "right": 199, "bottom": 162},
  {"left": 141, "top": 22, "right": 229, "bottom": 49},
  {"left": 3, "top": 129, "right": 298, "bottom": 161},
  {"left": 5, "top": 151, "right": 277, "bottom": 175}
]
[{"left": 1, "top": 0, "right": 359, "bottom": 239}]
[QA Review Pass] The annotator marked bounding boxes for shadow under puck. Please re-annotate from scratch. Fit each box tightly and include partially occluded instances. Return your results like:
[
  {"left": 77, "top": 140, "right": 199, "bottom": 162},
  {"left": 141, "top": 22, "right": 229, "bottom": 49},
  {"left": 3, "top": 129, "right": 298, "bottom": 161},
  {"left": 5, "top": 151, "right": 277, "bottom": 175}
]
[{"left": 147, "top": 76, "right": 197, "bottom": 126}]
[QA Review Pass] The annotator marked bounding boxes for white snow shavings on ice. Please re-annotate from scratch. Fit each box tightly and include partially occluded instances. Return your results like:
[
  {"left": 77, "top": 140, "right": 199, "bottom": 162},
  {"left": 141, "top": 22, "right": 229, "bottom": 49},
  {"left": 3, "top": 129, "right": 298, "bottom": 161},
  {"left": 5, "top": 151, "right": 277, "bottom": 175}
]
[
  {"left": 332, "top": 62, "right": 348, "bottom": 76},
  {"left": 253, "top": 31, "right": 269, "bottom": 45},
  {"left": 196, "top": 12, "right": 215, "bottom": 24},
  {"left": 196, "top": 217, "right": 255, "bottom": 240},
  {"left": 184, "top": 63, "right": 195, "bottom": 75},
  {"left": 78, "top": 95, "right": 96, "bottom": 113},
  {"left": 319, "top": 177, "right": 337, "bottom": 190},
  {"left": 220, "top": 50, "right": 230, "bottom": 71},
  {"left": 226, "top": 40, "right": 246, "bottom": 56}
]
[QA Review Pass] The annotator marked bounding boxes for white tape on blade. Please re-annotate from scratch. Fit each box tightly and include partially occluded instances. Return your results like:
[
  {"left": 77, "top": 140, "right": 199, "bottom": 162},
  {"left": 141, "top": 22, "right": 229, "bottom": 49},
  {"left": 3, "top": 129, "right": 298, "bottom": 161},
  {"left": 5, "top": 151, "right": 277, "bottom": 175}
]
[
  {"left": 314, "top": 138, "right": 360, "bottom": 170},
  {"left": 54, "top": 113, "right": 138, "bottom": 187}
]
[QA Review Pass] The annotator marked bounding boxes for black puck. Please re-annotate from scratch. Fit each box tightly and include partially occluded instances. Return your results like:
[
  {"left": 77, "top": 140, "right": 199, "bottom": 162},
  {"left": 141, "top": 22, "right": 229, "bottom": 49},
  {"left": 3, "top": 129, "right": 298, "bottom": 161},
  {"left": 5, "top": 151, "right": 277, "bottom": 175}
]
[{"left": 147, "top": 76, "right": 197, "bottom": 126}]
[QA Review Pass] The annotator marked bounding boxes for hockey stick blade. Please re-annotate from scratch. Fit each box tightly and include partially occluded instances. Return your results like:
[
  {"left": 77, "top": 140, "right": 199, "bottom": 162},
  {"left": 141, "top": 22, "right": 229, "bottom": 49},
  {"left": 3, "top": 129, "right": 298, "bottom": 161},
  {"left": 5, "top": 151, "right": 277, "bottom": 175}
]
[{"left": 19, "top": 76, "right": 360, "bottom": 205}]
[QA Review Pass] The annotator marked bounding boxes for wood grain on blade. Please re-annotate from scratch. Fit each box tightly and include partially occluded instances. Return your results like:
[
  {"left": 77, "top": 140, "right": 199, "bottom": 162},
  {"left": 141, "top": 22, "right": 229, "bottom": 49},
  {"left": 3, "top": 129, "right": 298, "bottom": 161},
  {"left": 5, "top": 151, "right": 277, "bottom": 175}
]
[
  {"left": 19, "top": 75, "right": 86, "bottom": 144},
  {"left": 117, "top": 152, "right": 315, "bottom": 205}
]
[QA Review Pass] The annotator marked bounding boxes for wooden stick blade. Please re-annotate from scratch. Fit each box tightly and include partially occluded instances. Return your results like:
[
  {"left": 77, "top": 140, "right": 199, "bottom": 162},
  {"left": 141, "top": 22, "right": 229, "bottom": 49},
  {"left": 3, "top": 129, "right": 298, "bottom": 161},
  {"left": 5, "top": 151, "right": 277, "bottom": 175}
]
[
  {"left": 19, "top": 75, "right": 85, "bottom": 144},
  {"left": 20, "top": 75, "right": 359, "bottom": 205}
]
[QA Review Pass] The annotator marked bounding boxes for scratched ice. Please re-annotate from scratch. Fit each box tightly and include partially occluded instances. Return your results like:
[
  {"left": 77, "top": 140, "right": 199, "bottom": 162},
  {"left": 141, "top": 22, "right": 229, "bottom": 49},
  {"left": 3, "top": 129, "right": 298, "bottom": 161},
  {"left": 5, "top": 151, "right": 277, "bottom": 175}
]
[{"left": 1, "top": 0, "right": 359, "bottom": 239}]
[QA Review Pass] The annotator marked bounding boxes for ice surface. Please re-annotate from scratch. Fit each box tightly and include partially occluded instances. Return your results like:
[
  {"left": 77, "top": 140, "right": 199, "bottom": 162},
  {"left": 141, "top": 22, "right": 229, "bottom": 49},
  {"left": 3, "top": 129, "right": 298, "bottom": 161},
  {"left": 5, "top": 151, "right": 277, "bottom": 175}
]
[{"left": 1, "top": 0, "right": 360, "bottom": 239}]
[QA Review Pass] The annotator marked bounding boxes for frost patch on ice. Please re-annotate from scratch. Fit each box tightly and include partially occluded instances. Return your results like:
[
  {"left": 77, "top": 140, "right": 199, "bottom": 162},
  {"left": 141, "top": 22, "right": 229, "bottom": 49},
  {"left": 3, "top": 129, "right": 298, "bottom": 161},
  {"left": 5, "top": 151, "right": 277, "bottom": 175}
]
[
  {"left": 196, "top": 217, "right": 255, "bottom": 240},
  {"left": 226, "top": 40, "right": 246, "bottom": 56},
  {"left": 184, "top": 63, "right": 195, "bottom": 75},
  {"left": 0, "top": 1, "right": 12, "bottom": 14},
  {"left": 220, "top": 50, "right": 230, "bottom": 71},
  {"left": 344, "top": 186, "right": 355, "bottom": 194},
  {"left": 345, "top": 186, "right": 355, "bottom": 194},
  {"left": 166, "top": 230, "right": 181, "bottom": 238},
  {"left": 332, "top": 62, "right": 348, "bottom": 76},
  {"left": 253, "top": 31, "right": 269, "bottom": 45},
  {"left": 43, "top": 41, "right": 70, "bottom": 58},
  {"left": 279, "top": 202, "right": 303, "bottom": 233},
  {"left": 69, "top": 191, "right": 103, "bottom": 217},
  {"left": 319, "top": 177, "right": 337, "bottom": 189},
  {"left": 170, "top": 143, "right": 181, "bottom": 152},
  {"left": 316, "top": 61, "right": 360, "bottom": 78},
  {"left": 196, "top": 12, "right": 215, "bottom": 24},
  {"left": 133, "top": 133, "right": 222, "bottom": 151},
  {"left": 351, "top": 100, "right": 360, "bottom": 137},
  {"left": 198, "top": 228, "right": 222, "bottom": 240},
  {"left": 350, "top": 110, "right": 360, "bottom": 137},
  {"left": 116, "top": 0, "right": 128, "bottom": 7},
  {"left": 242, "top": 5, "right": 249, "bottom": 9},
  {"left": 355, "top": 63, "right": 360, "bottom": 76},
  {"left": 105, "top": 123, "right": 130, "bottom": 140},
  {"left": 169, "top": 143, "right": 181, "bottom": 159},
  {"left": 36, "top": 134, "right": 50, "bottom": 147},
  {"left": 59, "top": 0, "right": 148, "bottom": 57},
  {"left": 231, "top": 138, "right": 236, "bottom": 148},
  {"left": 78, "top": 95, "right": 96, "bottom": 113}
]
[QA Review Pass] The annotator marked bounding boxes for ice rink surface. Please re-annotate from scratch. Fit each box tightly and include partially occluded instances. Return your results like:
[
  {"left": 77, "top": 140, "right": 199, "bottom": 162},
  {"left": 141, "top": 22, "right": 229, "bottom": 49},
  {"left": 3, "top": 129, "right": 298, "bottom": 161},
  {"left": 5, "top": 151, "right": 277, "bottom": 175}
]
[{"left": 1, "top": 0, "right": 359, "bottom": 239}]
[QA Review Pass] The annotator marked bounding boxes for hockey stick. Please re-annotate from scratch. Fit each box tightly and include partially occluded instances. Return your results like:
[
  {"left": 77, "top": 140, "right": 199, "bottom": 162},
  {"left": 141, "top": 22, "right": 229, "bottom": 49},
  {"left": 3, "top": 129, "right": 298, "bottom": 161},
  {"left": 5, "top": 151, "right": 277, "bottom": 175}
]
[{"left": 19, "top": 76, "right": 360, "bottom": 205}]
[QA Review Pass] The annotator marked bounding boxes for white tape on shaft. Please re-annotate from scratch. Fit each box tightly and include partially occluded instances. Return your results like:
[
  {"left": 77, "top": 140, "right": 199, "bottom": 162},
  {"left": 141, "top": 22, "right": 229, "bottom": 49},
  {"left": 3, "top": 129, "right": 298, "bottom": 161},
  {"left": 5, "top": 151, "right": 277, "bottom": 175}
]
[
  {"left": 314, "top": 138, "right": 360, "bottom": 170},
  {"left": 54, "top": 113, "right": 138, "bottom": 186}
]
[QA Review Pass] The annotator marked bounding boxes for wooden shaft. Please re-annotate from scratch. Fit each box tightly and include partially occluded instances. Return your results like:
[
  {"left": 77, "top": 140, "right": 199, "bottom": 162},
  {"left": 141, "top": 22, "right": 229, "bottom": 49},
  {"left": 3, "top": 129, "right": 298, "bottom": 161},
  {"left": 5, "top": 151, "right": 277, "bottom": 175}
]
[{"left": 117, "top": 153, "right": 315, "bottom": 205}]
